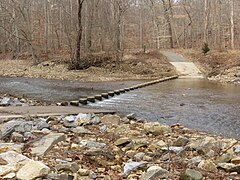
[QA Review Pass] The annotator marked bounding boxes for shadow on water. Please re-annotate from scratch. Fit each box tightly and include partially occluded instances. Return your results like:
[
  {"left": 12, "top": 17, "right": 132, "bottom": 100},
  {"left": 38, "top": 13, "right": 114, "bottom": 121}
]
[{"left": 0, "top": 76, "right": 239, "bottom": 139}]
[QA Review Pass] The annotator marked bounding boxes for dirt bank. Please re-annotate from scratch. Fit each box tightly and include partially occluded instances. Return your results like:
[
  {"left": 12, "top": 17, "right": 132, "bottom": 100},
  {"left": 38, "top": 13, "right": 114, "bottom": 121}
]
[
  {"left": 0, "top": 51, "right": 176, "bottom": 82},
  {"left": 174, "top": 49, "right": 240, "bottom": 84}
]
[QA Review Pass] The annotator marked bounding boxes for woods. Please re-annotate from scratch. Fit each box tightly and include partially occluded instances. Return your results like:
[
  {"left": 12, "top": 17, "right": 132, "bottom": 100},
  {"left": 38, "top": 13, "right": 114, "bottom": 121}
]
[{"left": 0, "top": 0, "right": 238, "bottom": 61}]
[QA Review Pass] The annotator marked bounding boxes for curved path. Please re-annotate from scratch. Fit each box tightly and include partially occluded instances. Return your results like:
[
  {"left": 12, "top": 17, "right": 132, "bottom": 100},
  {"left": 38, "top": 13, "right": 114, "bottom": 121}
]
[{"left": 161, "top": 51, "right": 203, "bottom": 78}]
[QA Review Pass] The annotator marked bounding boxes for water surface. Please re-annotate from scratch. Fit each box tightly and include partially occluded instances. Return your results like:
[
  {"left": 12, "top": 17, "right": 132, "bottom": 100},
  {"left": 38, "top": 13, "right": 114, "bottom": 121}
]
[{"left": 0, "top": 77, "right": 239, "bottom": 138}]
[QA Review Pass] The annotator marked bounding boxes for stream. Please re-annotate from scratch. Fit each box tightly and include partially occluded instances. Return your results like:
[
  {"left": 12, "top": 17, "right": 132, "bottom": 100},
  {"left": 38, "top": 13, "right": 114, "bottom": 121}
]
[{"left": 0, "top": 76, "right": 239, "bottom": 139}]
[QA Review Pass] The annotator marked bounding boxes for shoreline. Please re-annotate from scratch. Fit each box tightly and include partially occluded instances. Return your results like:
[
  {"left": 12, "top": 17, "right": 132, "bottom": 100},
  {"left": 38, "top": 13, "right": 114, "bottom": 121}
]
[{"left": 0, "top": 99, "right": 239, "bottom": 179}]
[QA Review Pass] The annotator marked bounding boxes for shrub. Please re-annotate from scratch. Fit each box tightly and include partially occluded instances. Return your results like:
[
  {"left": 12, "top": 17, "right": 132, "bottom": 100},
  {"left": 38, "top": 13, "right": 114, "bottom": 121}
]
[{"left": 202, "top": 43, "right": 210, "bottom": 54}]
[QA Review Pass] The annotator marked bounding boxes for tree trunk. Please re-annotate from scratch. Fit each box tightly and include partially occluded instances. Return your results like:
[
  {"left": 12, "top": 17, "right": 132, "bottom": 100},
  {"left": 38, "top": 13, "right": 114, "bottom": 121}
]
[
  {"left": 230, "top": 0, "right": 235, "bottom": 49},
  {"left": 75, "top": 0, "right": 85, "bottom": 62},
  {"left": 162, "top": 0, "right": 174, "bottom": 48},
  {"left": 204, "top": 0, "right": 209, "bottom": 43}
]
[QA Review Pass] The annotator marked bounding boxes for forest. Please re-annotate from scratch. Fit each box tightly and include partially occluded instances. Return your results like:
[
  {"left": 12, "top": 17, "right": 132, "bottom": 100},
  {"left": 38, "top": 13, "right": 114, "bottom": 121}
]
[{"left": 0, "top": 0, "right": 238, "bottom": 63}]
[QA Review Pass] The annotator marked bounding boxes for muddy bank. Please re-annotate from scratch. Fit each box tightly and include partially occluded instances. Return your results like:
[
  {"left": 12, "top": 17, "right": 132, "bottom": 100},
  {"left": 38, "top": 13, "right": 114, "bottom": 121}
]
[
  {"left": 0, "top": 51, "right": 176, "bottom": 82},
  {"left": 174, "top": 49, "right": 240, "bottom": 85}
]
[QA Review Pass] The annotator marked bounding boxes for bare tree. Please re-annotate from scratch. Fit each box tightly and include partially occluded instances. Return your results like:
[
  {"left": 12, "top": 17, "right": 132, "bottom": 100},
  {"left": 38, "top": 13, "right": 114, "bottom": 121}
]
[{"left": 74, "top": 0, "right": 85, "bottom": 63}]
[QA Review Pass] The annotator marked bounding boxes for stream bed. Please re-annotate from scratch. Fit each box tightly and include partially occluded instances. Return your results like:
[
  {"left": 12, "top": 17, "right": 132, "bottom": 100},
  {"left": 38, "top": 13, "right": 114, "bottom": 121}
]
[{"left": 0, "top": 76, "right": 239, "bottom": 139}]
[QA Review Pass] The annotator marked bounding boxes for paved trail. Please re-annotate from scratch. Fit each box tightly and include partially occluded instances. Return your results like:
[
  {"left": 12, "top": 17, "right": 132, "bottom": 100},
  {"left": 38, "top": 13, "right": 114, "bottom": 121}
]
[{"left": 161, "top": 51, "right": 203, "bottom": 78}]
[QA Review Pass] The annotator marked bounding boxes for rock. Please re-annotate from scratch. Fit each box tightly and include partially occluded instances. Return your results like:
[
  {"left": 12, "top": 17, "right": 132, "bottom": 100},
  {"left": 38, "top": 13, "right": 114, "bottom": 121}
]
[
  {"left": 35, "top": 120, "right": 50, "bottom": 130},
  {"left": 17, "top": 160, "right": 50, "bottom": 180},
  {"left": 63, "top": 116, "right": 77, "bottom": 128},
  {"left": 97, "top": 167, "right": 105, "bottom": 173},
  {"left": 127, "top": 113, "right": 136, "bottom": 120},
  {"left": 123, "top": 161, "right": 147, "bottom": 177},
  {"left": 71, "top": 127, "right": 92, "bottom": 134},
  {"left": 15, "top": 121, "right": 34, "bottom": 133},
  {"left": 101, "top": 115, "right": 121, "bottom": 127},
  {"left": 0, "top": 143, "right": 23, "bottom": 153},
  {"left": 47, "top": 173, "right": 68, "bottom": 180},
  {"left": 215, "top": 153, "right": 233, "bottom": 163},
  {"left": 114, "top": 137, "right": 131, "bottom": 146},
  {"left": 139, "top": 166, "right": 169, "bottom": 180},
  {"left": 99, "top": 124, "right": 108, "bottom": 132},
  {"left": 188, "top": 156, "right": 202, "bottom": 165},
  {"left": 196, "top": 137, "right": 221, "bottom": 155},
  {"left": 161, "top": 146, "right": 184, "bottom": 154},
  {"left": 58, "top": 127, "right": 69, "bottom": 133},
  {"left": 0, "top": 165, "right": 16, "bottom": 176},
  {"left": 11, "top": 132, "right": 24, "bottom": 142},
  {"left": 147, "top": 166, "right": 163, "bottom": 172},
  {"left": 173, "top": 136, "right": 189, "bottom": 147},
  {"left": 89, "top": 172, "right": 97, "bottom": 179},
  {"left": 3, "top": 172, "right": 16, "bottom": 179},
  {"left": 231, "top": 157, "right": 240, "bottom": 165},
  {"left": 134, "top": 152, "right": 146, "bottom": 161},
  {"left": 121, "top": 117, "right": 130, "bottom": 124},
  {"left": 217, "top": 163, "right": 236, "bottom": 171},
  {"left": 0, "top": 97, "right": 11, "bottom": 106},
  {"left": 31, "top": 133, "right": 66, "bottom": 155},
  {"left": 143, "top": 155, "right": 153, "bottom": 162},
  {"left": 80, "top": 140, "right": 106, "bottom": 149},
  {"left": 144, "top": 122, "right": 172, "bottom": 135},
  {"left": 24, "top": 132, "right": 36, "bottom": 140},
  {"left": 0, "top": 151, "right": 30, "bottom": 166},
  {"left": 198, "top": 160, "right": 218, "bottom": 173},
  {"left": 130, "top": 138, "right": 149, "bottom": 150},
  {"left": 149, "top": 140, "right": 167, "bottom": 151},
  {"left": 235, "top": 146, "right": 240, "bottom": 154},
  {"left": 180, "top": 169, "right": 203, "bottom": 180},
  {"left": 90, "top": 115, "right": 101, "bottom": 125},
  {"left": 56, "top": 162, "right": 80, "bottom": 173},
  {"left": 115, "top": 124, "right": 131, "bottom": 134},
  {"left": 186, "top": 137, "right": 215, "bottom": 152},
  {"left": 78, "top": 169, "right": 90, "bottom": 176},
  {"left": 59, "top": 102, "right": 68, "bottom": 106},
  {"left": 75, "top": 113, "right": 92, "bottom": 125},
  {"left": 0, "top": 120, "right": 22, "bottom": 138}
]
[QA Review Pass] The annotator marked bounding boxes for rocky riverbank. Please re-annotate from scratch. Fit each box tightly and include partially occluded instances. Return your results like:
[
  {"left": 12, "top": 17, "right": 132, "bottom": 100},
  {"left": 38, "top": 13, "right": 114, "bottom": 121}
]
[
  {"left": 0, "top": 97, "right": 239, "bottom": 179},
  {"left": 0, "top": 94, "right": 44, "bottom": 107}
]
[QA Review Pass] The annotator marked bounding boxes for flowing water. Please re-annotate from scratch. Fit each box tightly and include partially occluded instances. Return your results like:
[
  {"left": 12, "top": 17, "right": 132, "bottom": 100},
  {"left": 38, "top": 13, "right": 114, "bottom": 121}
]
[{"left": 0, "top": 77, "right": 239, "bottom": 139}]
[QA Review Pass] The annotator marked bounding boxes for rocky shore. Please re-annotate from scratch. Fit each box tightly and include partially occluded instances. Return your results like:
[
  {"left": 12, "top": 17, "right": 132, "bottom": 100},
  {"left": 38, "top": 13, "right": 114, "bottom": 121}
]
[{"left": 0, "top": 96, "right": 240, "bottom": 179}]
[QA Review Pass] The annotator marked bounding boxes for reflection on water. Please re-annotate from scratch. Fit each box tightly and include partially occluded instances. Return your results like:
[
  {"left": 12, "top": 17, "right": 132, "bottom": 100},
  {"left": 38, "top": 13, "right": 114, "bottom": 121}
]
[{"left": 0, "top": 77, "right": 239, "bottom": 138}]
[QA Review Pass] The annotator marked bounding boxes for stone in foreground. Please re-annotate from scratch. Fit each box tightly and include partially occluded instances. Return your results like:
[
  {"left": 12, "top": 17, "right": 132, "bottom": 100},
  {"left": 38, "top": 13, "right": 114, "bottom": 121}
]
[
  {"left": 31, "top": 133, "right": 66, "bottom": 155},
  {"left": 198, "top": 160, "right": 217, "bottom": 173},
  {"left": 16, "top": 160, "right": 50, "bottom": 180},
  {"left": 101, "top": 115, "right": 121, "bottom": 126},
  {"left": 180, "top": 169, "right": 203, "bottom": 180},
  {"left": 140, "top": 166, "right": 169, "bottom": 180},
  {"left": 144, "top": 122, "right": 172, "bottom": 135}
]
